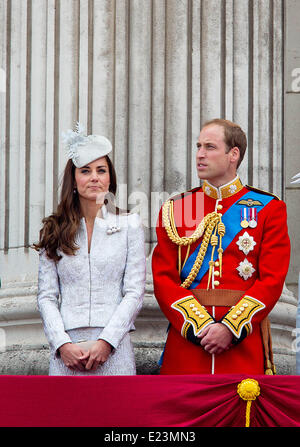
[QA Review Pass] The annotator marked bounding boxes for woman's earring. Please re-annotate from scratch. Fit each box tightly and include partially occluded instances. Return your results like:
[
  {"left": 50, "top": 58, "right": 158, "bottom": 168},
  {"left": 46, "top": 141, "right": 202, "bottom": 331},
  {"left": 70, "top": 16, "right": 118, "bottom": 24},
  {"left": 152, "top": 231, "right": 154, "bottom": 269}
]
[{"left": 73, "top": 188, "right": 77, "bottom": 194}]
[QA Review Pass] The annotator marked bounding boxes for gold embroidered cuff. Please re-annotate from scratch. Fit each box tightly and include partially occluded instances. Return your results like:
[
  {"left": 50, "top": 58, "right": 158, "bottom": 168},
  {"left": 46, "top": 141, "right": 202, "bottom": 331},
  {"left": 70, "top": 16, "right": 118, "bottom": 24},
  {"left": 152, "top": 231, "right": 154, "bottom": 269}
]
[
  {"left": 221, "top": 295, "right": 265, "bottom": 338},
  {"left": 171, "top": 296, "right": 214, "bottom": 337}
]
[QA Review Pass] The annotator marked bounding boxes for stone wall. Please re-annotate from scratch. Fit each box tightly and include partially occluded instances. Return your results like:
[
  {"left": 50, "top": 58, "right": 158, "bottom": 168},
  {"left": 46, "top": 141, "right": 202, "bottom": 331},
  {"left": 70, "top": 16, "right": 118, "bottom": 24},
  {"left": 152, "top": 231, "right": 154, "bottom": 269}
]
[
  {"left": 0, "top": 0, "right": 299, "bottom": 375},
  {"left": 285, "top": 0, "right": 300, "bottom": 300}
]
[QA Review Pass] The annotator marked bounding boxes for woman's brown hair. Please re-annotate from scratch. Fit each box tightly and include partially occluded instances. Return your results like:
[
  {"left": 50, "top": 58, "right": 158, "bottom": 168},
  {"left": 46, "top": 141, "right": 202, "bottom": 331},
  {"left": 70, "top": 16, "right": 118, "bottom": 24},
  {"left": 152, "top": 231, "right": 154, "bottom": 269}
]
[{"left": 33, "top": 155, "right": 117, "bottom": 262}]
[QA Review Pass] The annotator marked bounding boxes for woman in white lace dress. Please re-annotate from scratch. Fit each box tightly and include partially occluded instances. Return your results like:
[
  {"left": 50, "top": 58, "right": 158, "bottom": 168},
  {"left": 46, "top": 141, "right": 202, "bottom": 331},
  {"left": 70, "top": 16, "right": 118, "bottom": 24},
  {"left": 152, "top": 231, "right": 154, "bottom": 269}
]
[{"left": 35, "top": 125, "right": 145, "bottom": 375}]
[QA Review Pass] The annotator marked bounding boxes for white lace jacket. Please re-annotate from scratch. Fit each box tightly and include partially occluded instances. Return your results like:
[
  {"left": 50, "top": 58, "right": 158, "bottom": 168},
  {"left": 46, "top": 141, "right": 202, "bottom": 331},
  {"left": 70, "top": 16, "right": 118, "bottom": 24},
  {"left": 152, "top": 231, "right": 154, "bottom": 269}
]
[{"left": 37, "top": 207, "right": 146, "bottom": 353}]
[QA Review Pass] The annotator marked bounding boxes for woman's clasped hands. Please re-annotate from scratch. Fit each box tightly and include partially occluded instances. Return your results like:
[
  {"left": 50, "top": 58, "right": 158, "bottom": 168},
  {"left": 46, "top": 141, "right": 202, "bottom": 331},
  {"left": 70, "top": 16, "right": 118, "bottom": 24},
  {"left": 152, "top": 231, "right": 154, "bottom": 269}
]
[{"left": 59, "top": 339, "right": 113, "bottom": 372}]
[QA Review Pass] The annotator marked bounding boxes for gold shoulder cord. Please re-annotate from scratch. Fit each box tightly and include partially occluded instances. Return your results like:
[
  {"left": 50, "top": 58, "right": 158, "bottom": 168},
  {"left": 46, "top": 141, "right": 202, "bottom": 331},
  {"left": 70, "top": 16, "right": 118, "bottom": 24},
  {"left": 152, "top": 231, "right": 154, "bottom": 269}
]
[{"left": 162, "top": 200, "right": 225, "bottom": 290}]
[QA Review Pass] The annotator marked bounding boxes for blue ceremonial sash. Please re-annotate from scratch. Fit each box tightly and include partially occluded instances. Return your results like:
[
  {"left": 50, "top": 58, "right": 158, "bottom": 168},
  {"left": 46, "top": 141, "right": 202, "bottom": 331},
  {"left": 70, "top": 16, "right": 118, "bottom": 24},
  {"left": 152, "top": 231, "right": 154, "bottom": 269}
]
[{"left": 180, "top": 190, "right": 274, "bottom": 289}]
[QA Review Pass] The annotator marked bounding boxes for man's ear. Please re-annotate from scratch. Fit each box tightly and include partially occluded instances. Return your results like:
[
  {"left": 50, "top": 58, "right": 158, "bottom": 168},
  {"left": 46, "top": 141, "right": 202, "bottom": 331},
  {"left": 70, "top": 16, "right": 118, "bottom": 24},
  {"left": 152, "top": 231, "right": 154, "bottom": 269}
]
[{"left": 230, "top": 146, "right": 240, "bottom": 165}]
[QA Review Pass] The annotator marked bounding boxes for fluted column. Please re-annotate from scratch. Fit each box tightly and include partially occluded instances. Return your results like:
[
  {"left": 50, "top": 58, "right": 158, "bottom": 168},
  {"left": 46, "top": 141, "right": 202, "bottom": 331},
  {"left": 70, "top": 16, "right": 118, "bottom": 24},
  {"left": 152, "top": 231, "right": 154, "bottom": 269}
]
[{"left": 0, "top": 0, "right": 297, "bottom": 374}]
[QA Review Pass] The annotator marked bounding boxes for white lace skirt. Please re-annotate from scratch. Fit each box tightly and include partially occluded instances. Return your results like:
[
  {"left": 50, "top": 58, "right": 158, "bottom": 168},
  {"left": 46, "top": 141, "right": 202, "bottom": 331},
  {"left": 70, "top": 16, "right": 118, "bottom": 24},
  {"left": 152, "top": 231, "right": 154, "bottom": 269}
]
[{"left": 49, "top": 327, "right": 136, "bottom": 376}]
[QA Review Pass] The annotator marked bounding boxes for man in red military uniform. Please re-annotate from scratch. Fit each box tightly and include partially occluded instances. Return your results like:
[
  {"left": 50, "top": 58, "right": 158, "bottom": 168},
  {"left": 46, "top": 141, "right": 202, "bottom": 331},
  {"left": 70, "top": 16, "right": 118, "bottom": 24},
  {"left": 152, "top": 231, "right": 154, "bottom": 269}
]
[{"left": 152, "top": 118, "right": 290, "bottom": 375}]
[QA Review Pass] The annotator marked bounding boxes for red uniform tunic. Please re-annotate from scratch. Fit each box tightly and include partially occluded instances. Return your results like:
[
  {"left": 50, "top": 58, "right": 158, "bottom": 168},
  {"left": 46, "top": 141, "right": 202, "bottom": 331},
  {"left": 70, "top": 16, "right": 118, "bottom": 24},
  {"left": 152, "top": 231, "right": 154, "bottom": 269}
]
[{"left": 152, "top": 177, "right": 290, "bottom": 375}]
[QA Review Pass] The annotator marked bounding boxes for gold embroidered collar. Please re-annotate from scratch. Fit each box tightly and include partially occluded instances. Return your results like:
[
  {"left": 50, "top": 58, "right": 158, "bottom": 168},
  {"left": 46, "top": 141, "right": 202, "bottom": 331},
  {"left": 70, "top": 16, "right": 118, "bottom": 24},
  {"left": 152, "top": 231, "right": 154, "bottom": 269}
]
[{"left": 202, "top": 176, "right": 243, "bottom": 199}]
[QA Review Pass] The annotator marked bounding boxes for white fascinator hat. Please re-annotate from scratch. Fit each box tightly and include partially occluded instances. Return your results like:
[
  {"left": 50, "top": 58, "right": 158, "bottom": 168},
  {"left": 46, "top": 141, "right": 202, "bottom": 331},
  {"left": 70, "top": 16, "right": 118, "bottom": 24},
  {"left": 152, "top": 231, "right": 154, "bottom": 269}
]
[{"left": 62, "top": 122, "right": 112, "bottom": 168}]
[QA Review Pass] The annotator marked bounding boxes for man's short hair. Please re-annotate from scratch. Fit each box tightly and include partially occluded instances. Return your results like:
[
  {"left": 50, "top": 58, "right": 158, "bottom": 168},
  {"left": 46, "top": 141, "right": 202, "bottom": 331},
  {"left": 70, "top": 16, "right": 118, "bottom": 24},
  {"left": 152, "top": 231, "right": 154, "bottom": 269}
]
[{"left": 202, "top": 118, "right": 247, "bottom": 168}]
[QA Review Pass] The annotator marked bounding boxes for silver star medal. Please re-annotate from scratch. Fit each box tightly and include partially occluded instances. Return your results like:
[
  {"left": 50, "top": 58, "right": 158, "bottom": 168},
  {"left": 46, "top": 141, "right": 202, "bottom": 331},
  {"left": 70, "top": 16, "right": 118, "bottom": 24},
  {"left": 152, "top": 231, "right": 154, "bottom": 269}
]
[
  {"left": 236, "top": 231, "right": 256, "bottom": 255},
  {"left": 237, "top": 259, "right": 255, "bottom": 280}
]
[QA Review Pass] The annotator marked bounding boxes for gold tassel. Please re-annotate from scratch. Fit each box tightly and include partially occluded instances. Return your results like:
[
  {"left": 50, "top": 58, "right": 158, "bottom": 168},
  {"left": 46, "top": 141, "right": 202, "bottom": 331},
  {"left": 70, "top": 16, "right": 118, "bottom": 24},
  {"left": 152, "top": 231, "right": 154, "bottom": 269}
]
[
  {"left": 218, "top": 248, "right": 223, "bottom": 277},
  {"left": 178, "top": 246, "right": 182, "bottom": 275},
  {"left": 237, "top": 379, "right": 260, "bottom": 427},
  {"left": 207, "top": 230, "right": 218, "bottom": 290},
  {"left": 265, "top": 359, "right": 274, "bottom": 375},
  {"left": 182, "top": 245, "right": 190, "bottom": 271},
  {"left": 217, "top": 222, "right": 225, "bottom": 277},
  {"left": 206, "top": 261, "right": 215, "bottom": 290}
]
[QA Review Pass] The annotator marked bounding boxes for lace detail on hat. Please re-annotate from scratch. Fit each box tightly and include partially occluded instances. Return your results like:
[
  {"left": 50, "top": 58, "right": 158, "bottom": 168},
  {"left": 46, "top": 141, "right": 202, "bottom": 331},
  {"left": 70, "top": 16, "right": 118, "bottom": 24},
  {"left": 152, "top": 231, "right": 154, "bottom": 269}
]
[{"left": 62, "top": 122, "right": 88, "bottom": 164}]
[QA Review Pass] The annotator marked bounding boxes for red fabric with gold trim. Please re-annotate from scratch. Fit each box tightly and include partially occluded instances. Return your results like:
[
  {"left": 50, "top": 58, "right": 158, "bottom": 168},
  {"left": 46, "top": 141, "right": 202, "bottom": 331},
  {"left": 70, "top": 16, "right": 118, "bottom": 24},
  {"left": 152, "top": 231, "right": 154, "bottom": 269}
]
[
  {"left": 1, "top": 375, "right": 300, "bottom": 427},
  {"left": 152, "top": 185, "right": 290, "bottom": 374}
]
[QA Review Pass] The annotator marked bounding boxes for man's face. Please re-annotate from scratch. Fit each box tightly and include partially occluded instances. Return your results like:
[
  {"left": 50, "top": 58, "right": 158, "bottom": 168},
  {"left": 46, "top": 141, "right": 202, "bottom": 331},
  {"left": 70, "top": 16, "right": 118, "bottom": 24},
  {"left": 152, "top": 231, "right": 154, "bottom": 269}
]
[{"left": 196, "top": 124, "right": 236, "bottom": 187}]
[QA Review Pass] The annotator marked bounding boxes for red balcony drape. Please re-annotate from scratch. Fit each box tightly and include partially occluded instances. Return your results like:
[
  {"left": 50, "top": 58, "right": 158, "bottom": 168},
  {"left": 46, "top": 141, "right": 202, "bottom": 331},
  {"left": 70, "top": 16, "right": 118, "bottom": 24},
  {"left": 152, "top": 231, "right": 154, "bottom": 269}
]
[{"left": 0, "top": 375, "right": 299, "bottom": 427}]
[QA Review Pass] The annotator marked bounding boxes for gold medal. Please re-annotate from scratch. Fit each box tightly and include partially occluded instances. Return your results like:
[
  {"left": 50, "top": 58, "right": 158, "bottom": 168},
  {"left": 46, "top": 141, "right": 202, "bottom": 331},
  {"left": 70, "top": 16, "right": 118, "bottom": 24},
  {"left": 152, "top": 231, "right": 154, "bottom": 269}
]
[{"left": 240, "top": 207, "right": 249, "bottom": 228}]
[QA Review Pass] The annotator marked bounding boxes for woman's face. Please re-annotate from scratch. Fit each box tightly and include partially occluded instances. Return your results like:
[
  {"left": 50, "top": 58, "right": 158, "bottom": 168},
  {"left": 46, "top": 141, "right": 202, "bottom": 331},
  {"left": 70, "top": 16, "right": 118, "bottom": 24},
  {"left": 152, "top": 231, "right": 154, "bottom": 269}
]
[{"left": 74, "top": 157, "right": 110, "bottom": 204}]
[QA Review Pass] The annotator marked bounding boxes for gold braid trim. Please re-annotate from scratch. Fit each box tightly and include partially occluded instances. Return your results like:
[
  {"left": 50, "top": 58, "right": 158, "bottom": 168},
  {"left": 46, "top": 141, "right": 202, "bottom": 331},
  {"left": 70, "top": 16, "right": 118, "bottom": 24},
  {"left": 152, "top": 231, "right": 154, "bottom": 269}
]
[
  {"left": 162, "top": 200, "right": 225, "bottom": 290},
  {"left": 162, "top": 199, "right": 210, "bottom": 246}
]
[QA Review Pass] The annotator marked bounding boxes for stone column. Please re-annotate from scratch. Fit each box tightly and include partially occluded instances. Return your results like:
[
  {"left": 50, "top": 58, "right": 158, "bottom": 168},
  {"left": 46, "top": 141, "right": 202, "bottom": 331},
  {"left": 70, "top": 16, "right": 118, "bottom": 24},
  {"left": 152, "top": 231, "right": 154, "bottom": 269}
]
[
  {"left": 284, "top": 0, "right": 300, "bottom": 373},
  {"left": 0, "top": 0, "right": 297, "bottom": 374}
]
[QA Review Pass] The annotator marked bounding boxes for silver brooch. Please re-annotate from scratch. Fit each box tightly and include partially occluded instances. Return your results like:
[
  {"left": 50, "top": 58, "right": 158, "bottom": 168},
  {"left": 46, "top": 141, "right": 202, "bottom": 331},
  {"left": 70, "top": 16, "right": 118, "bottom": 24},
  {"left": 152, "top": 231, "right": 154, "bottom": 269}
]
[{"left": 106, "top": 225, "right": 121, "bottom": 235}]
